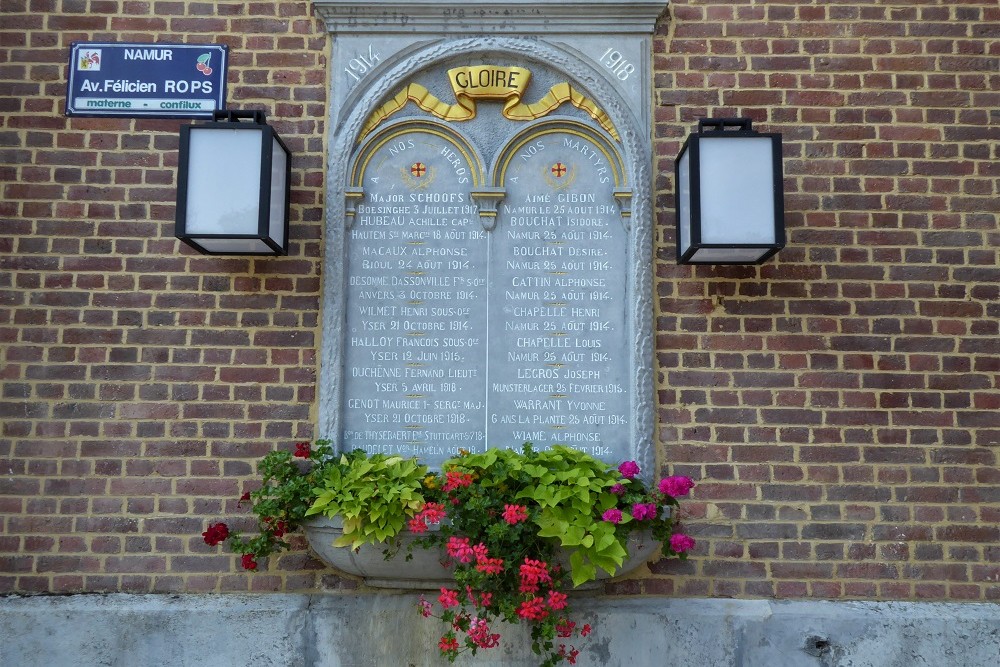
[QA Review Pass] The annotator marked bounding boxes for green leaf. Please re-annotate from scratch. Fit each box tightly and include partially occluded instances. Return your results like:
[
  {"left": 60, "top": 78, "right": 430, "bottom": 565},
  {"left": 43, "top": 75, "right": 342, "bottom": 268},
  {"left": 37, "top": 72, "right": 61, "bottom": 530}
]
[
  {"left": 561, "top": 525, "right": 585, "bottom": 546},
  {"left": 332, "top": 534, "right": 355, "bottom": 548},
  {"left": 595, "top": 530, "right": 616, "bottom": 551},
  {"left": 569, "top": 550, "right": 597, "bottom": 587}
]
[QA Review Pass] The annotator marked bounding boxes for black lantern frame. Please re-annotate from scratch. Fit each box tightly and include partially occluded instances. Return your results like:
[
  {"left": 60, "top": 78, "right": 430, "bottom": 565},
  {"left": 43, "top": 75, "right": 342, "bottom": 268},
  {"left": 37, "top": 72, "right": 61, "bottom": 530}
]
[
  {"left": 175, "top": 110, "right": 291, "bottom": 256},
  {"left": 674, "top": 117, "right": 785, "bottom": 264}
]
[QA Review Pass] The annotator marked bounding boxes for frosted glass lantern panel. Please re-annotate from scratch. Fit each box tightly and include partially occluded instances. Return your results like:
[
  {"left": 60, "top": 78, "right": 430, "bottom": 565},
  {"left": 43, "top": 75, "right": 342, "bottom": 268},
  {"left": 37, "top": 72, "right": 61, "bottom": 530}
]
[
  {"left": 688, "top": 247, "right": 773, "bottom": 263},
  {"left": 268, "top": 136, "right": 288, "bottom": 242},
  {"left": 677, "top": 149, "right": 692, "bottom": 254},
  {"left": 186, "top": 238, "right": 274, "bottom": 253},
  {"left": 698, "top": 137, "right": 776, "bottom": 245},
  {"left": 184, "top": 128, "right": 264, "bottom": 235}
]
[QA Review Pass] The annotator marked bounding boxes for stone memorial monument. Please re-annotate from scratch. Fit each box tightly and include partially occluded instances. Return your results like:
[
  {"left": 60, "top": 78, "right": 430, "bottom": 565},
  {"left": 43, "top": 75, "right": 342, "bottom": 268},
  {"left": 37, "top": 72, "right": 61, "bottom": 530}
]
[{"left": 314, "top": 0, "right": 665, "bottom": 471}]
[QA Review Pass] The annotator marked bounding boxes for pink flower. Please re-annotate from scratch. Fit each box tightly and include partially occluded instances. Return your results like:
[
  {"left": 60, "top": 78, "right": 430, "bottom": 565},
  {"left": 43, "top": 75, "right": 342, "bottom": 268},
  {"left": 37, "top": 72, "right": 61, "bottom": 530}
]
[
  {"left": 438, "top": 588, "right": 460, "bottom": 609},
  {"left": 241, "top": 553, "right": 257, "bottom": 570},
  {"left": 478, "top": 591, "right": 493, "bottom": 608},
  {"left": 502, "top": 503, "right": 529, "bottom": 525},
  {"left": 546, "top": 590, "right": 568, "bottom": 611},
  {"left": 618, "top": 460, "right": 640, "bottom": 479},
  {"left": 293, "top": 442, "right": 310, "bottom": 458},
  {"left": 659, "top": 475, "right": 695, "bottom": 497},
  {"left": 467, "top": 617, "right": 501, "bottom": 649},
  {"left": 631, "top": 502, "right": 658, "bottom": 521},
  {"left": 202, "top": 522, "right": 229, "bottom": 546},
  {"left": 670, "top": 533, "right": 696, "bottom": 553},
  {"left": 418, "top": 596, "right": 433, "bottom": 617},
  {"left": 446, "top": 536, "right": 475, "bottom": 564},
  {"left": 609, "top": 483, "right": 626, "bottom": 495},
  {"left": 601, "top": 508, "right": 623, "bottom": 524}
]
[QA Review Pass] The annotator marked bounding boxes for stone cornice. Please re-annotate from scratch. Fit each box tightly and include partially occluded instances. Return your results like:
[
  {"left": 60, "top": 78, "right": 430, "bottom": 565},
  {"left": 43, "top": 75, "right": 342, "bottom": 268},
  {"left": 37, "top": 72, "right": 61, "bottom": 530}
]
[{"left": 311, "top": 0, "right": 668, "bottom": 35}]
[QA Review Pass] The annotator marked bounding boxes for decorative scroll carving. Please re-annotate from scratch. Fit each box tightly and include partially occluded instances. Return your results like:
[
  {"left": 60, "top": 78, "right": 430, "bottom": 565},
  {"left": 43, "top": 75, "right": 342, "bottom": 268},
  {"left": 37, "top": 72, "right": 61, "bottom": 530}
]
[{"left": 359, "top": 65, "right": 620, "bottom": 142}]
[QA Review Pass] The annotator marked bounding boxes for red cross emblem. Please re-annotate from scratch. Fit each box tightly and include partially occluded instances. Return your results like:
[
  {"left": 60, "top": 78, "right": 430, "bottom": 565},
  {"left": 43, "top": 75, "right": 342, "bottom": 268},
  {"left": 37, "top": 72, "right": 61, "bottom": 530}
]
[
  {"left": 410, "top": 162, "right": 426, "bottom": 177},
  {"left": 550, "top": 163, "right": 567, "bottom": 177}
]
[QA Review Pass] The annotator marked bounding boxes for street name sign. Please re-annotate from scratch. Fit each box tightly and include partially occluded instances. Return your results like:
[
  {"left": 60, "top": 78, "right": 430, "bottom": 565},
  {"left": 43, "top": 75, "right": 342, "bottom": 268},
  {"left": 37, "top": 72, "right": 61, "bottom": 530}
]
[{"left": 66, "top": 42, "right": 227, "bottom": 118}]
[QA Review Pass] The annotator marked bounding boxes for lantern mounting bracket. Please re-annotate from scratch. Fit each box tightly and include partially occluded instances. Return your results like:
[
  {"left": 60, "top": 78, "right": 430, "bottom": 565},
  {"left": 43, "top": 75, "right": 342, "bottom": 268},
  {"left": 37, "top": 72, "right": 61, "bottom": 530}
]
[
  {"left": 698, "top": 117, "right": 753, "bottom": 133},
  {"left": 212, "top": 109, "right": 267, "bottom": 124}
]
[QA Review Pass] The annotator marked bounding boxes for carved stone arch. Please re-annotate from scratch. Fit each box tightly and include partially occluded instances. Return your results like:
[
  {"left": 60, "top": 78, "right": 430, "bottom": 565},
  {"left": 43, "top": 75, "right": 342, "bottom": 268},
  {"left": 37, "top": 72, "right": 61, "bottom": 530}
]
[
  {"left": 492, "top": 118, "right": 628, "bottom": 189},
  {"left": 320, "top": 36, "right": 654, "bottom": 474},
  {"left": 349, "top": 118, "right": 485, "bottom": 189},
  {"left": 344, "top": 118, "right": 486, "bottom": 226}
]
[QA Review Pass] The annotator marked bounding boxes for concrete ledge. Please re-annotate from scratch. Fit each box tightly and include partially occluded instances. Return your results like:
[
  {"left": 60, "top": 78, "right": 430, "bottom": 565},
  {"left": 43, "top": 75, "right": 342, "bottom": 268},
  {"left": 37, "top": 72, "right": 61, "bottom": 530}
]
[{"left": 3, "top": 594, "right": 1000, "bottom": 666}]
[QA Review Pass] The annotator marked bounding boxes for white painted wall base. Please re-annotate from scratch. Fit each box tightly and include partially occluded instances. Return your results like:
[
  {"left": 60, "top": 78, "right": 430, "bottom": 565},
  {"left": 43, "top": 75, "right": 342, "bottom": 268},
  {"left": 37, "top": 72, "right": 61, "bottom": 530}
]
[{"left": 3, "top": 594, "right": 1000, "bottom": 666}]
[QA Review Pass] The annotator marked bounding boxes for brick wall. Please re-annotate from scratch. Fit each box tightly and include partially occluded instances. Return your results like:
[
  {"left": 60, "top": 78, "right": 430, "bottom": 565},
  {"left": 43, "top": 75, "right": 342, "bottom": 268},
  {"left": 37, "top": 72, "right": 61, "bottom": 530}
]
[
  {"left": 1, "top": 0, "right": 332, "bottom": 593},
  {"left": 649, "top": 0, "right": 1000, "bottom": 601},
  {"left": 1, "top": 0, "right": 998, "bottom": 600}
]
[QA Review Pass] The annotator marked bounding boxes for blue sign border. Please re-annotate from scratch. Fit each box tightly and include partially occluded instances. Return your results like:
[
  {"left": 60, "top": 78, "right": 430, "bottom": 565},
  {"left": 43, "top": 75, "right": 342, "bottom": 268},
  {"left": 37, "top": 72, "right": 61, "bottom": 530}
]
[{"left": 66, "top": 42, "right": 227, "bottom": 119}]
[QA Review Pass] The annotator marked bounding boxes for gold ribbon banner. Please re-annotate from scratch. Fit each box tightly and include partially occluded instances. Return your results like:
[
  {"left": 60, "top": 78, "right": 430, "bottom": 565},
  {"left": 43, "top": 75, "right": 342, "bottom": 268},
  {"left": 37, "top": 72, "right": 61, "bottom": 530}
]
[{"left": 358, "top": 65, "right": 619, "bottom": 141}]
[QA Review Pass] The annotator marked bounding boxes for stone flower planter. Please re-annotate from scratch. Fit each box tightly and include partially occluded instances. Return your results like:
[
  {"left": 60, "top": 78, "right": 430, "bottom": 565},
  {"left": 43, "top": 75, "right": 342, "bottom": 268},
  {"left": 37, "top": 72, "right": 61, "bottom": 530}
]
[{"left": 302, "top": 514, "right": 664, "bottom": 590}]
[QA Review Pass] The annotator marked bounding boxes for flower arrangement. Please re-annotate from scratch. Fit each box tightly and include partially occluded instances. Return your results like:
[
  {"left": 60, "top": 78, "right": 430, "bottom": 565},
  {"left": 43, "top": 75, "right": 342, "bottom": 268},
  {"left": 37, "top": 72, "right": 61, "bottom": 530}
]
[{"left": 203, "top": 441, "right": 695, "bottom": 665}]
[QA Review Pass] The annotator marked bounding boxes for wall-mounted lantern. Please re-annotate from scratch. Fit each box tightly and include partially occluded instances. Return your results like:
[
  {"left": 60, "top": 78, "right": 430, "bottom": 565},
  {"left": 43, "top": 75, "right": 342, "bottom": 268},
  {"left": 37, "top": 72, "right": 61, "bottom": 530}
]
[
  {"left": 175, "top": 110, "right": 291, "bottom": 255},
  {"left": 674, "top": 118, "right": 784, "bottom": 264}
]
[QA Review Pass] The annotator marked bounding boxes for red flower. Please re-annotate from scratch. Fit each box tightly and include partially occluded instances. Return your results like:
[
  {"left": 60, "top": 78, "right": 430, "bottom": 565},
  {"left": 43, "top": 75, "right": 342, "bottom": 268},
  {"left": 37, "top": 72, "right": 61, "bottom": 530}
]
[
  {"left": 546, "top": 590, "right": 568, "bottom": 611},
  {"left": 558, "top": 645, "right": 580, "bottom": 665},
  {"left": 472, "top": 542, "right": 490, "bottom": 561},
  {"left": 238, "top": 491, "right": 251, "bottom": 507},
  {"left": 556, "top": 619, "right": 576, "bottom": 638},
  {"left": 518, "top": 558, "right": 552, "bottom": 594},
  {"left": 293, "top": 442, "right": 311, "bottom": 458},
  {"left": 502, "top": 503, "right": 529, "bottom": 525},
  {"left": 202, "top": 522, "right": 229, "bottom": 546},
  {"left": 442, "top": 470, "right": 474, "bottom": 492},
  {"left": 409, "top": 501, "right": 448, "bottom": 534},
  {"left": 446, "top": 536, "right": 475, "bottom": 564},
  {"left": 516, "top": 597, "right": 549, "bottom": 621},
  {"left": 271, "top": 520, "right": 288, "bottom": 538},
  {"left": 407, "top": 516, "right": 429, "bottom": 534},
  {"left": 438, "top": 635, "right": 460, "bottom": 655},
  {"left": 241, "top": 554, "right": 257, "bottom": 570},
  {"left": 581, "top": 623, "right": 592, "bottom": 637},
  {"left": 438, "top": 588, "right": 460, "bottom": 609},
  {"left": 475, "top": 556, "right": 505, "bottom": 575}
]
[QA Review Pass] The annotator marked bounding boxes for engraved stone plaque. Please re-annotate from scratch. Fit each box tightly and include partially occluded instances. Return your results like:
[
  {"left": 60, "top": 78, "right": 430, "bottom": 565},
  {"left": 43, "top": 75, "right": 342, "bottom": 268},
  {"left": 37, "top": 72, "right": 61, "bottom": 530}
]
[
  {"left": 343, "top": 114, "right": 634, "bottom": 468},
  {"left": 486, "top": 126, "right": 629, "bottom": 459},
  {"left": 320, "top": 28, "right": 657, "bottom": 471},
  {"left": 343, "top": 124, "right": 489, "bottom": 460}
]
